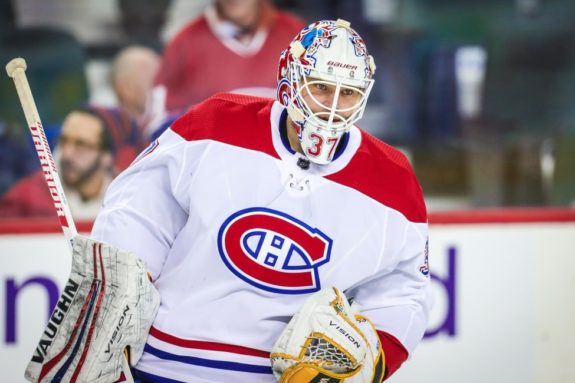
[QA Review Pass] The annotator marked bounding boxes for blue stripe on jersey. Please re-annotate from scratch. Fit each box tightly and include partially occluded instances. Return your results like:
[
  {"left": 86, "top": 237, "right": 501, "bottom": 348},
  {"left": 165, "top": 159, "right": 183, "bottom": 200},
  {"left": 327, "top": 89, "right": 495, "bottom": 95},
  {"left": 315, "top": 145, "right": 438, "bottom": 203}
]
[
  {"left": 144, "top": 344, "right": 273, "bottom": 374},
  {"left": 133, "top": 369, "right": 184, "bottom": 383}
]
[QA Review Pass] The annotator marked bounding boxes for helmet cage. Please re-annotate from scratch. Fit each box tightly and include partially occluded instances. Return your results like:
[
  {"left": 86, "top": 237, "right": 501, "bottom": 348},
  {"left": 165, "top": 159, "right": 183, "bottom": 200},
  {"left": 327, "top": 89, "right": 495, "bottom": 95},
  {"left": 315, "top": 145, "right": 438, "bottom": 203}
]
[{"left": 289, "top": 60, "right": 374, "bottom": 135}]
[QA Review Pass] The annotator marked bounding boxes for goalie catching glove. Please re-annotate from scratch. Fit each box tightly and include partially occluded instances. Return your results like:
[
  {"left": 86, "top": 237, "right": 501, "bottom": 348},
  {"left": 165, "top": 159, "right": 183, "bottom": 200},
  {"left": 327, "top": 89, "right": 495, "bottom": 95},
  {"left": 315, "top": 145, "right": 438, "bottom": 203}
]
[
  {"left": 271, "top": 287, "right": 385, "bottom": 383},
  {"left": 25, "top": 235, "right": 160, "bottom": 383}
]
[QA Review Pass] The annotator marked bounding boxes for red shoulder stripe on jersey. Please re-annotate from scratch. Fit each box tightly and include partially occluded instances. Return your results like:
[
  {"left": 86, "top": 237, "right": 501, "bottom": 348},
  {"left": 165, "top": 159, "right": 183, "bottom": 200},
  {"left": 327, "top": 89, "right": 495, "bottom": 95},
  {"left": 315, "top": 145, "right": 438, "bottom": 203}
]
[
  {"left": 377, "top": 330, "right": 409, "bottom": 380},
  {"left": 326, "top": 131, "right": 427, "bottom": 223},
  {"left": 171, "top": 96, "right": 426, "bottom": 223},
  {"left": 149, "top": 326, "right": 270, "bottom": 358},
  {"left": 170, "top": 93, "right": 281, "bottom": 160}
]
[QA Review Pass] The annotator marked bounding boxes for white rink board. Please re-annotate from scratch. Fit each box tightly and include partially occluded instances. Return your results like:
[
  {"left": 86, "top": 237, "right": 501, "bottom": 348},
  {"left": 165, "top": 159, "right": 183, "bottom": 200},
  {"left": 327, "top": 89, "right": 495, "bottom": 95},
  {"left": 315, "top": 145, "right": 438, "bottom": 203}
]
[
  {"left": 0, "top": 235, "right": 71, "bottom": 381},
  {"left": 1, "top": 223, "right": 574, "bottom": 383},
  {"left": 391, "top": 223, "right": 575, "bottom": 383}
]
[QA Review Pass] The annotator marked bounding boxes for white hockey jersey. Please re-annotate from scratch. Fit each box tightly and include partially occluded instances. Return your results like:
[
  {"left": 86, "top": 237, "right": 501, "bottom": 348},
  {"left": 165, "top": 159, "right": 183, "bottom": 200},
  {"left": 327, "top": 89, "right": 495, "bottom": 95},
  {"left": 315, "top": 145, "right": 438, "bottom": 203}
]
[{"left": 92, "top": 93, "right": 431, "bottom": 382}]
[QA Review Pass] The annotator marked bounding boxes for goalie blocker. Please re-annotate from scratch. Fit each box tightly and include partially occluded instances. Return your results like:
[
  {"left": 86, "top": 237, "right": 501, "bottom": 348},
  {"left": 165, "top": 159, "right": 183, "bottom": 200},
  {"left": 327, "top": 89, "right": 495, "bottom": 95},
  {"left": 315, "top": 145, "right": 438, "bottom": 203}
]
[
  {"left": 25, "top": 235, "right": 160, "bottom": 383},
  {"left": 271, "top": 287, "right": 385, "bottom": 383}
]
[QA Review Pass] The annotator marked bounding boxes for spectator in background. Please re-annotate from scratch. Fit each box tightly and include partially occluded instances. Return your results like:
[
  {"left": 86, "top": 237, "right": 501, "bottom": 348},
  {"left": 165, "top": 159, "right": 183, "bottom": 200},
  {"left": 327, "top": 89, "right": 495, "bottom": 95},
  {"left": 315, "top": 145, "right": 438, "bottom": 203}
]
[
  {"left": 148, "top": 0, "right": 304, "bottom": 138},
  {"left": 0, "top": 106, "right": 142, "bottom": 220},
  {"left": 111, "top": 45, "right": 161, "bottom": 136}
]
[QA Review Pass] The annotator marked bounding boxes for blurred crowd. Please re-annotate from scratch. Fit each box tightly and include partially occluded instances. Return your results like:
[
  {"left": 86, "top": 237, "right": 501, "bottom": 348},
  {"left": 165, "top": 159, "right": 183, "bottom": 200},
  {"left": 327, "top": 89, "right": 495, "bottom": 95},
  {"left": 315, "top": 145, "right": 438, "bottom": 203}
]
[{"left": 1, "top": 0, "right": 574, "bottom": 222}]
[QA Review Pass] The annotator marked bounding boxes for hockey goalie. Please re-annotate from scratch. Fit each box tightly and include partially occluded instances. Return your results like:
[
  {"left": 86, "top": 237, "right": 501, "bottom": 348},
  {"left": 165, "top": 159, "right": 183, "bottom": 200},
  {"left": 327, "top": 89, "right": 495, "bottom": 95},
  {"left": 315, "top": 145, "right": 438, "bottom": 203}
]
[{"left": 20, "top": 16, "right": 430, "bottom": 383}]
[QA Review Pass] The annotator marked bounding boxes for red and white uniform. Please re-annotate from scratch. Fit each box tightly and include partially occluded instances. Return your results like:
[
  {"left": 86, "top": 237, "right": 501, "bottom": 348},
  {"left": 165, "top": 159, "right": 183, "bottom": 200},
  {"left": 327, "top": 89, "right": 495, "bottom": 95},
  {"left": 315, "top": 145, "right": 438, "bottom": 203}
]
[{"left": 92, "top": 94, "right": 431, "bottom": 382}]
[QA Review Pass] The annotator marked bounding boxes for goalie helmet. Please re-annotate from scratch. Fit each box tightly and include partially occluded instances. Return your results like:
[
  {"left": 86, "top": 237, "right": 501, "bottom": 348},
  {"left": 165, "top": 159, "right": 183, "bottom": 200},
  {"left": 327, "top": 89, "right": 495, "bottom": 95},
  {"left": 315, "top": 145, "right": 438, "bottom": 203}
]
[{"left": 277, "top": 19, "right": 376, "bottom": 164}]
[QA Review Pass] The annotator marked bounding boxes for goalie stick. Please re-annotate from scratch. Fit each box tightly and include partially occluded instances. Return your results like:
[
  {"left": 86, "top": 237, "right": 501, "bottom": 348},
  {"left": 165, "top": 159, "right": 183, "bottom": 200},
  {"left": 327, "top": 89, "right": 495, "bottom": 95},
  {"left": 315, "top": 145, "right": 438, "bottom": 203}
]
[
  {"left": 6, "top": 58, "right": 138, "bottom": 383},
  {"left": 5, "top": 58, "right": 77, "bottom": 248}
]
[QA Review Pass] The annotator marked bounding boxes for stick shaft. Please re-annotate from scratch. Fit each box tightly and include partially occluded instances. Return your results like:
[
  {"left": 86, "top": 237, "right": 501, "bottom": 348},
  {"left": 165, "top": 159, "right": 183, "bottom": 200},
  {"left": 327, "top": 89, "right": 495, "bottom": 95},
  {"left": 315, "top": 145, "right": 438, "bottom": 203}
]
[{"left": 6, "top": 58, "right": 77, "bottom": 247}]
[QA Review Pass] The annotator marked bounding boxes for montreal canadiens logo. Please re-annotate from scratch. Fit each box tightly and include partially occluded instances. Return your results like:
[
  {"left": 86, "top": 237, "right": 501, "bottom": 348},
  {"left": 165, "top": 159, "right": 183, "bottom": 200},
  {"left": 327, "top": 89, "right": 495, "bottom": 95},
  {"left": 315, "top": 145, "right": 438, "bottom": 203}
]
[{"left": 217, "top": 207, "right": 332, "bottom": 294}]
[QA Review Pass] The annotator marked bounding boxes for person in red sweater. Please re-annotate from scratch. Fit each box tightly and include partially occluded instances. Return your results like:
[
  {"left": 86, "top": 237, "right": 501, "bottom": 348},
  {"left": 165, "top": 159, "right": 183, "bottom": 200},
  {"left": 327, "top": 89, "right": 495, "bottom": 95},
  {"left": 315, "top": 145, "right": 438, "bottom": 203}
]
[
  {"left": 147, "top": 0, "right": 305, "bottom": 138},
  {"left": 0, "top": 106, "right": 142, "bottom": 220}
]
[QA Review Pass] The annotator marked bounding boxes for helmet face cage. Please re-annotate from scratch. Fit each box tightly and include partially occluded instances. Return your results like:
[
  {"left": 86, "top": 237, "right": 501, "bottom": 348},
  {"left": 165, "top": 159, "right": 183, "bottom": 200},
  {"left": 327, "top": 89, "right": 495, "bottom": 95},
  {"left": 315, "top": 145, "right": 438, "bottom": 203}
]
[
  {"left": 277, "top": 19, "right": 375, "bottom": 164},
  {"left": 292, "top": 62, "right": 373, "bottom": 132}
]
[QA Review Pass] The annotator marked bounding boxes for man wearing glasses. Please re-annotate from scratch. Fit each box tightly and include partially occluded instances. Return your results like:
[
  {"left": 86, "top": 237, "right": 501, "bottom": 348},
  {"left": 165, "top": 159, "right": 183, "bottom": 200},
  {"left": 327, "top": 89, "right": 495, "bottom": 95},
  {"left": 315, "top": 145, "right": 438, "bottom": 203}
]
[{"left": 0, "top": 106, "right": 137, "bottom": 220}]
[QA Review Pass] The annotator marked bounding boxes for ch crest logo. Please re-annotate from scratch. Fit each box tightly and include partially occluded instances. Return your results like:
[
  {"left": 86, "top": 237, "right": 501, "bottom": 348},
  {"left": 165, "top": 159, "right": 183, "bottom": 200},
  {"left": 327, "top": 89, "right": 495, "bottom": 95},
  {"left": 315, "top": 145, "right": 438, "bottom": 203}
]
[{"left": 217, "top": 208, "right": 332, "bottom": 294}]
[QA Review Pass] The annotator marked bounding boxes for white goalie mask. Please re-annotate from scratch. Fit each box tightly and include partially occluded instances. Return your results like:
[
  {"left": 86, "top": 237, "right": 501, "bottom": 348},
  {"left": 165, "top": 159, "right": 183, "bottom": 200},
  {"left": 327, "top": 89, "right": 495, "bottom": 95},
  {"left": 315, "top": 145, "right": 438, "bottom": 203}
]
[{"left": 277, "top": 19, "right": 376, "bottom": 164}]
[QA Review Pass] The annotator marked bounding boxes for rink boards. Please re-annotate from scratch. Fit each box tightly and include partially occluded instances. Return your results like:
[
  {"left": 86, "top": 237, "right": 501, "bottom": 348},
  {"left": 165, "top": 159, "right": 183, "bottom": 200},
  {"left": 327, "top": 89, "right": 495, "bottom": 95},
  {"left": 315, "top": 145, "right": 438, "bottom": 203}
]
[{"left": 1, "top": 211, "right": 574, "bottom": 383}]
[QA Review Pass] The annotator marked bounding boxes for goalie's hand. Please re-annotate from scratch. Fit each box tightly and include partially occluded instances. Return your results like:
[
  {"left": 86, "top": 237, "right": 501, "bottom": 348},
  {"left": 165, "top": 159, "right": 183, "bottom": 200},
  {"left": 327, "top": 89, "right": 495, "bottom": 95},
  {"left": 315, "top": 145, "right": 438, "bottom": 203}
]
[
  {"left": 25, "top": 235, "right": 160, "bottom": 383},
  {"left": 271, "top": 287, "right": 385, "bottom": 383}
]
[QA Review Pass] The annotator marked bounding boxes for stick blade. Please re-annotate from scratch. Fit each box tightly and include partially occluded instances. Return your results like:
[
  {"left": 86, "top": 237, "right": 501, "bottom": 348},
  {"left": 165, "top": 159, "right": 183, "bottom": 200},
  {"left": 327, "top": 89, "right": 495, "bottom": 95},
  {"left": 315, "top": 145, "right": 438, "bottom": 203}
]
[{"left": 6, "top": 57, "right": 27, "bottom": 78}]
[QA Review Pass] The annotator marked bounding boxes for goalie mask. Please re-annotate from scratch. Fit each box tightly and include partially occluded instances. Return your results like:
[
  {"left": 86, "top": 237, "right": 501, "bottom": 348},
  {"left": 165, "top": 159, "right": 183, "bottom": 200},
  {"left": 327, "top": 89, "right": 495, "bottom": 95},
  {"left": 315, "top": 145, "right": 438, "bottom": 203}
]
[{"left": 277, "top": 19, "right": 376, "bottom": 164}]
